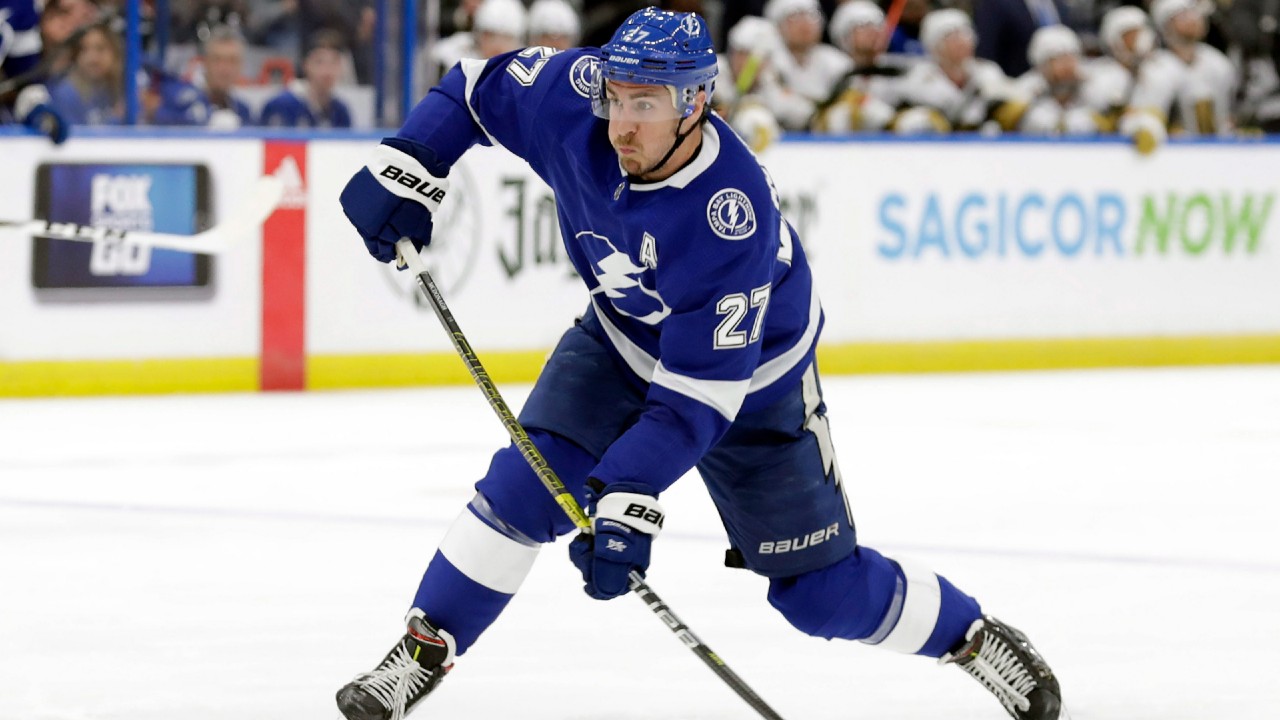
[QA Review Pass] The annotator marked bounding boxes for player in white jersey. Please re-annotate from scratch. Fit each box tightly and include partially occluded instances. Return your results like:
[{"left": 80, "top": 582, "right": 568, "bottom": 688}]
[
  {"left": 714, "top": 16, "right": 789, "bottom": 151},
  {"left": 812, "top": 0, "right": 912, "bottom": 132},
  {"left": 1080, "top": 6, "right": 1176, "bottom": 152},
  {"left": 420, "top": 0, "right": 526, "bottom": 97},
  {"left": 1010, "top": 25, "right": 1106, "bottom": 135},
  {"left": 1149, "top": 0, "right": 1238, "bottom": 135},
  {"left": 334, "top": 8, "right": 1063, "bottom": 720},
  {"left": 527, "top": 0, "right": 580, "bottom": 52},
  {"left": 763, "top": 0, "right": 853, "bottom": 129},
  {"left": 893, "top": 9, "right": 1018, "bottom": 133}
]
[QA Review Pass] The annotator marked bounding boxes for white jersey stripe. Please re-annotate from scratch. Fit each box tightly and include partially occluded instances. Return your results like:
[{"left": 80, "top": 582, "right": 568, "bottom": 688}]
[
  {"left": 590, "top": 281, "right": 819, "bottom": 407},
  {"left": 10, "top": 28, "right": 42, "bottom": 57},
  {"left": 873, "top": 558, "right": 943, "bottom": 654},
  {"left": 460, "top": 58, "right": 502, "bottom": 147},
  {"left": 438, "top": 506, "right": 540, "bottom": 594},
  {"left": 652, "top": 361, "right": 749, "bottom": 421}
]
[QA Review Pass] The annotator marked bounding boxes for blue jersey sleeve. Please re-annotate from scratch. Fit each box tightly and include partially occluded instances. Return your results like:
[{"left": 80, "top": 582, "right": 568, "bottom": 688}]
[
  {"left": 1, "top": 0, "right": 42, "bottom": 79},
  {"left": 397, "top": 48, "right": 591, "bottom": 172},
  {"left": 591, "top": 184, "right": 782, "bottom": 493}
]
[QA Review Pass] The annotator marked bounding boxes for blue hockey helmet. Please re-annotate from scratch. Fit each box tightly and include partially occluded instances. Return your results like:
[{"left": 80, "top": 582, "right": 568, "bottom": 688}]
[{"left": 593, "top": 8, "right": 718, "bottom": 121}]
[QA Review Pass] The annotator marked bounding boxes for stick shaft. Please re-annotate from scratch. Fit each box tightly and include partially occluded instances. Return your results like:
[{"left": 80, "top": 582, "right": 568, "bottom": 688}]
[{"left": 395, "top": 239, "right": 786, "bottom": 720}]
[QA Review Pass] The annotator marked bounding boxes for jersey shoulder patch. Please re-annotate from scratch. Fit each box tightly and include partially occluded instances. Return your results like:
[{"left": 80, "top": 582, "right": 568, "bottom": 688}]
[{"left": 707, "top": 188, "right": 757, "bottom": 241}]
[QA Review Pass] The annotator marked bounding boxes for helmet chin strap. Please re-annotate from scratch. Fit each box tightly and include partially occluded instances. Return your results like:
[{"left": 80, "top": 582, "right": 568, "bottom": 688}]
[{"left": 634, "top": 106, "right": 708, "bottom": 180}]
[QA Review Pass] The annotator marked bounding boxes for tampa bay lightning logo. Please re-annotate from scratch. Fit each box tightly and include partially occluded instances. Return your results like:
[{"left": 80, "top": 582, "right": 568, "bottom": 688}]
[
  {"left": 679, "top": 15, "right": 702, "bottom": 37},
  {"left": 578, "top": 231, "right": 670, "bottom": 324},
  {"left": 707, "top": 189, "right": 757, "bottom": 240},
  {"left": 570, "top": 55, "right": 599, "bottom": 99}
]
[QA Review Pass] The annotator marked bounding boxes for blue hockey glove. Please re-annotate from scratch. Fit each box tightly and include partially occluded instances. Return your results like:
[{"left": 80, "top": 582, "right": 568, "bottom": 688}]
[
  {"left": 569, "top": 479, "right": 665, "bottom": 600},
  {"left": 14, "top": 85, "right": 69, "bottom": 145},
  {"left": 339, "top": 136, "right": 451, "bottom": 263}
]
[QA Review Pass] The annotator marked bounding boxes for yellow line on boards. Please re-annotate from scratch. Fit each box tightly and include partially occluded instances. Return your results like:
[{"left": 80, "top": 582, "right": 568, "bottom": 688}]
[
  {"left": 4, "top": 335, "right": 1280, "bottom": 397},
  {"left": 0, "top": 358, "right": 259, "bottom": 397}
]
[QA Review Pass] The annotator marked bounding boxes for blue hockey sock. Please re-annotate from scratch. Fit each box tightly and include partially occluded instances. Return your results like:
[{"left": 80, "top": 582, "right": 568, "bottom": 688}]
[{"left": 411, "top": 500, "right": 541, "bottom": 655}]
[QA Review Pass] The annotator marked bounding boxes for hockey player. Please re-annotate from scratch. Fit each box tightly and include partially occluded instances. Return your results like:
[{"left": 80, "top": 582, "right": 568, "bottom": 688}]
[
  {"left": 714, "top": 16, "right": 788, "bottom": 151},
  {"left": 812, "top": 0, "right": 911, "bottom": 133},
  {"left": 893, "top": 9, "right": 1019, "bottom": 133},
  {"left": 527, "top": 0, "right": 579, "bottom": 52},
  {"left": 1010, "top": 25, "right": 1107, "bottom": 135},
  {"left": 336, "top": 8, "right": 1063, "bottom": 720},
  {"left": 1086, "top": 6, "right": 1178, "bottom": 152},
  {"left": 1, "top": 0, "right": 69, "bottom": 143},
  {"left": 425, "top": 0, "right": 527, "bottom": 87},
  {"left": 763, "top": 0, "right": 852, "bottom": 129},
  {"left": 1148, "top": 0, "right": 1238, "bottom": 135}
]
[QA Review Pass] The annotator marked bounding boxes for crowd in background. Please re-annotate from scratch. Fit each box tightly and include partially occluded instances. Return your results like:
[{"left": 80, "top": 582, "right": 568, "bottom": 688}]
[{"left": 3, "top": 0, "right": 1280, "bottom": 149}]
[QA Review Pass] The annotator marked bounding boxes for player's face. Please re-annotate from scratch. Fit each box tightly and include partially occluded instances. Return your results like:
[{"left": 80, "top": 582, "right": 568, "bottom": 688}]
[
  {"left": 531, "top": 33, "right": 574, "bottom": 51},
  {"left": 1042, "top": 54, "right": 1079, "bottom": 88},
  {"left": 1170, "top": 10, "right": 1206, "bottom": 42},
  {"left": 850, "top": 25, "right": 881, "bottom": 57},
  {"left": 936, "top": 31, "right": 975, "bottom": 66},
  {"left": 779, "top": 12, "right": 822, "bottom": 51},
  {"left": 606, "top": 81, "right": 697, "bottom": 180},
  {"left": 204, "top": 40, "right": 244, "bottom": 93},
  {"left": 477, "top": 31, "right": 522, "bottom": 59}
]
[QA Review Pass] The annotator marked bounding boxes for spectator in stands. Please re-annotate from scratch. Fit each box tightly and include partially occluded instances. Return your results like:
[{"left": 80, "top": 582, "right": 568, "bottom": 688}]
[
  {"left": 893, "top": 9, "right": 1018, "bottom": 133},
  {"left": 141, "top": 65, "right": 215, "bottom": 126},
  {"left": 245, "top": 0, "right": 299, "bottom": 59},
  {"left": 1148, "top": 0, "right": 1237, "bottom": 135},
  {"left": 299, "top": 0, "right": 376, "bottom": 85},
  {"left": 1087, "top": 6, "right": 1173, "bottom": 152},
  {"left": 171, "top": 0, "right": 249, "bottom": 44},
  {"left": 973, "top": 0, "right": 1070, "bottom": 77},
  {"left": 259, "top": 28, "right": 351, "bottom": 128},
  {"left": 1009, "top": 25, "right": 1105, "bottom": 135},
  {"left": 200, "top": 25, "right": 253, "bottom": 128},
  {"left": 40, "top": 0, "right": 101, "bottom": 77},
  {"left": 45, "top": 23, "right": 123, "bottom": 124},
  {"left": 813, "top": 0, "right": 909, "bottom": 132},
  {"left": 528, "top": 0, "right": 581, "bottom": 51},
  {"left": 715, "top": 15, "right": 788, "bottom": 150},
  {"left": 764, "top": 0, "right": 852, "bottom": 129}
]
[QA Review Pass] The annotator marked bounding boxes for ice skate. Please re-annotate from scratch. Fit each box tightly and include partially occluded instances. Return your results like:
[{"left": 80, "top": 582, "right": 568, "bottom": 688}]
[
  {"left": 942, "top": 615, "right": 1061, "bottom": 720},
  {"left": 336, "top": 610, "right": 456, "bottom": 720}
]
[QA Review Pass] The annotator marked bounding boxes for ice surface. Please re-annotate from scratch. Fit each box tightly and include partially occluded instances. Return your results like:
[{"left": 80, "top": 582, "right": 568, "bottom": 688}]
[{"left": 2, "top": 367, "right": 1278, "bottom": 719}]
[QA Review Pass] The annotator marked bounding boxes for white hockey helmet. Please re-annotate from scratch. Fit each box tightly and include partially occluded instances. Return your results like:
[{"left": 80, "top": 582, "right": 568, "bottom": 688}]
[
  {"left": 764, "top": 0, "right": 824, "bottom": 26},
  {"left": 830, "top": 1, "right": 886, "bottom": 54},
  {"left": 727, "top": 15, "right": 784, "bottom": 56},
  {"left": 474, "top": 0, "right": 527, "bottom": 39},
  {"left": 528, "top": 0, "right": 580, "bottom": 43},
  {"left": 920, "top": 9, "right": 975, "bottom": 56},
  {"left": 1100, "top": 6, "right": 1154, "bottom": 59},
  {"left": 1150, "top": 0, "right": 1206, "bottom": 37},
  {"left": 1027, "top": 25, "right": 1081, "bottom": 67}
]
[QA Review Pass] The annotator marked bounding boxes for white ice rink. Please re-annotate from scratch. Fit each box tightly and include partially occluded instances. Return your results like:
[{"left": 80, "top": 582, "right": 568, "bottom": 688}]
[{"left": 2, "top": 367, "right": 1278, "bottom": 720}]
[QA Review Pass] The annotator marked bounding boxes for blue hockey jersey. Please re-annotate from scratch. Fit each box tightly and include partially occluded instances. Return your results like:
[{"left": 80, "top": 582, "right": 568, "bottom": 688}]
[
  {"left": 400, "top": 48, "right": 822, "bottom": 492},
  {"left": 0, "top": 0, "right": 42, "bottom": 80}
]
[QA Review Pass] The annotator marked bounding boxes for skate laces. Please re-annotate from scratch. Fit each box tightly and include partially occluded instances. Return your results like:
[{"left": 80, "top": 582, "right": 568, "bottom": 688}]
[
  {"left": 955, "top": 629, "right": 1037, "bottom": 714},
  {"left": 353, "top": 643, "right": 434, "bottom": 720}
]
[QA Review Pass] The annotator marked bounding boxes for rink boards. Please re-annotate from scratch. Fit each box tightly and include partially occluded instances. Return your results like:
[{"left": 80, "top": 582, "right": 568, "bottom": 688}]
[{"left": 2, "top": 129, "right": 1279, "bottom": 396}]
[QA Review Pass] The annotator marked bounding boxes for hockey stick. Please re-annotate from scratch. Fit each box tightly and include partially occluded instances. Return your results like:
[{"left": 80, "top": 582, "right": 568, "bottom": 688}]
[
  {"left": 394, "top": 238, "right": 788, "bottom": 720},
  {"left": 0, "top": 176, "right": 285, "bottom": 255}
]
